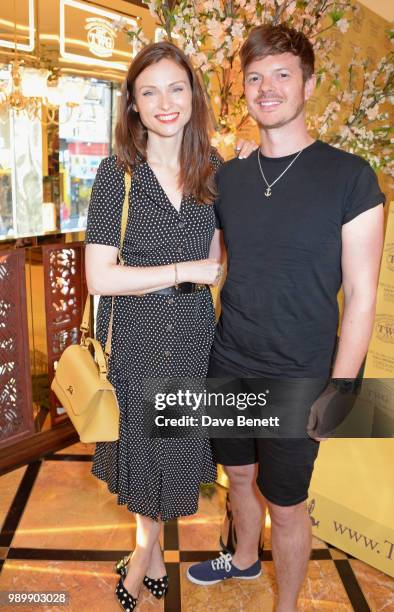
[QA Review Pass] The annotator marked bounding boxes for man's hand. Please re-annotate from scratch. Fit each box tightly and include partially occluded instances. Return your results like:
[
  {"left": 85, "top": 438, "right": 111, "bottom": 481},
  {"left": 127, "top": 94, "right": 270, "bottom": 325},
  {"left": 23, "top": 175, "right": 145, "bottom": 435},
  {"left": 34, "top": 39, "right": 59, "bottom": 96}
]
[
  {"left": 234, "top": 139, "right": 259, "bottom": 159},
  {"left": 307, "top": 379, "right": 358, "bottom": 441}
]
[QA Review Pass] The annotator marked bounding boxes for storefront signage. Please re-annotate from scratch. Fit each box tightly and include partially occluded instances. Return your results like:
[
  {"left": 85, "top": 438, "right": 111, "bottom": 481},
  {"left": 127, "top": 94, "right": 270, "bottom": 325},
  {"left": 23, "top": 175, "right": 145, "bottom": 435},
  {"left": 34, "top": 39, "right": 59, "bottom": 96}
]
[
  {"left": 0, "top": 0, "right": 35, "bottom": 53},
  {"left": 60, "top": 0, "right": 138, "bottom": 71},
  {"left": 85, "top": 17, "right": 115, "bottom": 58}
]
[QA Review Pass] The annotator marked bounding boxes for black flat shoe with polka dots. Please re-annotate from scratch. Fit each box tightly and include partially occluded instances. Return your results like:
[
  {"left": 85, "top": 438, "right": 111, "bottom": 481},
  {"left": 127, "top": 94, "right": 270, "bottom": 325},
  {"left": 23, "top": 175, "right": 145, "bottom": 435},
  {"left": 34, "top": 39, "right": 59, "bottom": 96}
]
[
  {"left": 142, "top": 574, "right": 169, "bottom": 599},
  {"left": 115, "top": 577, "right": 137, "bottom": 611},
  {"left": 115, "top": 555, "right": 168, "bottom": 599}
]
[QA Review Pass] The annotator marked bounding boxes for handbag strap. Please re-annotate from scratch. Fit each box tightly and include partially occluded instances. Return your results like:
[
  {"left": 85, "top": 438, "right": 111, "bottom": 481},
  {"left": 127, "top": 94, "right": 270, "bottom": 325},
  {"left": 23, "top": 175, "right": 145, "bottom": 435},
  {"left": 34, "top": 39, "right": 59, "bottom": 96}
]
[
  {"left": 81, "top": 170, "right": 133, "bottom": 358},
  {"left": 105, "top": 171, "right": 132, "bottom": 356},
  {"left": 84, "top": 337, "right": 108, "bottom": 378},
  {"left": 119, "top": 171, "right": 132, "bottom": 266}
]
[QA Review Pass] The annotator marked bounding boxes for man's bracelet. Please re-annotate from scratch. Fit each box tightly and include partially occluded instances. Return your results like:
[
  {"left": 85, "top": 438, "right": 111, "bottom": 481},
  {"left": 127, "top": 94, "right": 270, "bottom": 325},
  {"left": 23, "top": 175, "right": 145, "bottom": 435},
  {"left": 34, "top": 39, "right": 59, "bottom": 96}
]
[{"left": 330, "top": 378, "right": 357, "bottom": 394}]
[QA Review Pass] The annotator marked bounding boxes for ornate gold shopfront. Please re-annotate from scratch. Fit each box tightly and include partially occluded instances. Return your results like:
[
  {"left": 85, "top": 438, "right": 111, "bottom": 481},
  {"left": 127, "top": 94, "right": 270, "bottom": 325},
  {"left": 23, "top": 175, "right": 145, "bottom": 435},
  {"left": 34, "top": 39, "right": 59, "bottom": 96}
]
[{"left": 0, "top": 0, "right": 156, "bottom": 468}]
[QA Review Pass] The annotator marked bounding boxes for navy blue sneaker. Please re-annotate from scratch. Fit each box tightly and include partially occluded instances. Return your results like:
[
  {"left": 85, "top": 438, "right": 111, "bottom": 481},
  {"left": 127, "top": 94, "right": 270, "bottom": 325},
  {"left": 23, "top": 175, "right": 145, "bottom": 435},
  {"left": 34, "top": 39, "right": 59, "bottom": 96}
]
[{"left": 187, "top": 552, "right": 261, "bottom": 585}]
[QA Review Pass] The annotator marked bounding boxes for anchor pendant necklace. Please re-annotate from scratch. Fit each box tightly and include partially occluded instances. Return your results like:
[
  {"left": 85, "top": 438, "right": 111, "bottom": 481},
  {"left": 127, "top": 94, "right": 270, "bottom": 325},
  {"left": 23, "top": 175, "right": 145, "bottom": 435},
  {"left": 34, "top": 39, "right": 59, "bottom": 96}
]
[{"left": 257, "top": 147, "right": 303, "bottom": 197}]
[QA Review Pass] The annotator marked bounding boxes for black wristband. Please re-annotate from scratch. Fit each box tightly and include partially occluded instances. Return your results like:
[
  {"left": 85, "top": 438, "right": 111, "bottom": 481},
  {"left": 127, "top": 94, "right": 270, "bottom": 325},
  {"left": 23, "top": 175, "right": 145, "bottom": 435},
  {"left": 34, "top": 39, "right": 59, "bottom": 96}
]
[{"left": 330, "top": 378, "right": 356, "bottom": 394}]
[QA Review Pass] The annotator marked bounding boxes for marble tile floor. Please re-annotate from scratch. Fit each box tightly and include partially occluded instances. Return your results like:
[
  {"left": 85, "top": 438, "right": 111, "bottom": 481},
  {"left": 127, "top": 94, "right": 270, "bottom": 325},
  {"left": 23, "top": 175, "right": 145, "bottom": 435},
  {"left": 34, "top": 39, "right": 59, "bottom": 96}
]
[{"left": 0, "top": 443, "right": 393, "bottom": 612}]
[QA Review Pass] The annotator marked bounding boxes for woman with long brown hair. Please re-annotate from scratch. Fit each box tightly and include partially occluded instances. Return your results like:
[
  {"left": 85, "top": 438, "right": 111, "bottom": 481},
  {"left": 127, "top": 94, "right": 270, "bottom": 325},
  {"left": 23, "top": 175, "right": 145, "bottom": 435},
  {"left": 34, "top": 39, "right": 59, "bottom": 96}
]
[{"left": 85, "top": 41, "right": 253, "bottom": 610}]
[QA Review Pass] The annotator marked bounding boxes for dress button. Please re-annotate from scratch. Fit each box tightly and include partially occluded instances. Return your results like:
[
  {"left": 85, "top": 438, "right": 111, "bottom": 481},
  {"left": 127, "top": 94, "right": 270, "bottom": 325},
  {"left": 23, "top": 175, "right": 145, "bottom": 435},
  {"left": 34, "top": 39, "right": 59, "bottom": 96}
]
[
  {"left": 178, "top": 221, "right": 185, "bottom": 229},
  {"left": 164, "top": 349, "right": 171, "bottom": 357},
  {"left": 177, "top": 246, "right": 183, "bottom": 255},
  {"left": 168, "top": 297, "right": 174, "bottom": 305},
  {"left": 166, "top": 323, "right": 173, "bottom": 332}
]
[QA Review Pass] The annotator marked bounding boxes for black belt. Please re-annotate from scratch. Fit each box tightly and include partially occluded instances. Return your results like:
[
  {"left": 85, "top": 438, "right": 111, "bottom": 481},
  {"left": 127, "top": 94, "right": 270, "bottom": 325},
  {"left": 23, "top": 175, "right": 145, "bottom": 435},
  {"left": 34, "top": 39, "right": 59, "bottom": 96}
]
[{"left": 151, "top": 282, "right": 206, "bottom": 296}]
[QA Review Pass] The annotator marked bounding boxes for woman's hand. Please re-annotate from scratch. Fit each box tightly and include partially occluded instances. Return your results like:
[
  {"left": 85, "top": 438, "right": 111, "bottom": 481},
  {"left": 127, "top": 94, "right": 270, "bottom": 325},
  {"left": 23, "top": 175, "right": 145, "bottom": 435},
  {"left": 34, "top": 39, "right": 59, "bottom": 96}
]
[
  {"left": 234, "top": 138, "right": 259, "bottom": 159},
  {"left": 177, "top": 259, "right": 223, "bottom": 286}
]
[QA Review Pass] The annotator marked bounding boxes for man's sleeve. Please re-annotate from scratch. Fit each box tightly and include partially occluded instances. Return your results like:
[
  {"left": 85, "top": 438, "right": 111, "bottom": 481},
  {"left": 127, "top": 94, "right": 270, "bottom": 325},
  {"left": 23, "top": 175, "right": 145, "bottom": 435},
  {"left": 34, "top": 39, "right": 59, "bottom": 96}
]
[{"left": 342, "top": 162, "right": 386, "bottom": 224}]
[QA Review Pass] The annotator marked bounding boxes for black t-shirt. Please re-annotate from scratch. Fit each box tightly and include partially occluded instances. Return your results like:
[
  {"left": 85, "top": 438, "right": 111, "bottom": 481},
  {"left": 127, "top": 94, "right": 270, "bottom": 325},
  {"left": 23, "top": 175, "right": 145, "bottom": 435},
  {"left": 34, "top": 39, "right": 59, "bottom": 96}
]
[{"left": 213, "top": 139, "right": 385, "bottom": 378}]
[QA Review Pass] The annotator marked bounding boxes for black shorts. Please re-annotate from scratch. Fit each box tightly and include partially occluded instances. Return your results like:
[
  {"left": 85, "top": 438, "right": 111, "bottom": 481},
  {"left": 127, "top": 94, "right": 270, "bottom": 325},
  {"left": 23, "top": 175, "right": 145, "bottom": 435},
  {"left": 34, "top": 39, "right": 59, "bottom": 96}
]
[{"left": 208, "top": 354, "right": 324, "bottom": 507}]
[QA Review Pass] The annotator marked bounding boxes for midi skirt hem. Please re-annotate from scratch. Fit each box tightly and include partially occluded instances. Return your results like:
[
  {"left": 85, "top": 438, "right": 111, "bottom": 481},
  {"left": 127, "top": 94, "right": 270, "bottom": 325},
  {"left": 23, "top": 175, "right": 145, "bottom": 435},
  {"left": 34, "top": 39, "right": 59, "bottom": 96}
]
[{"left": 91, "top": 463, "right": 217, "bottom": 522}]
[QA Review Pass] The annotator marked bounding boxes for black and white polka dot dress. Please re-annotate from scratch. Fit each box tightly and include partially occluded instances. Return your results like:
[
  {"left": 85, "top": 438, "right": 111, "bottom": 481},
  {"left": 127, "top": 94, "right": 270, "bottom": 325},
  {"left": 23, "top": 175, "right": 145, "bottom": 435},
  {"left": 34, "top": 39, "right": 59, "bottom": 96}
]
[{"left": 85, "top": 153, "right": 221, "bottom": 521}]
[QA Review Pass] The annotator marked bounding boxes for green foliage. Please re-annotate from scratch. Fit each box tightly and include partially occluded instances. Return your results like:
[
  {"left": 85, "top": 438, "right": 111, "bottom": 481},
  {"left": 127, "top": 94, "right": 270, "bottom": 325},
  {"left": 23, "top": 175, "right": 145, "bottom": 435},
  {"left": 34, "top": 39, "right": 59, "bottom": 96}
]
[{"left": 329, "top": 9, "right": 345, "bottom": 23}]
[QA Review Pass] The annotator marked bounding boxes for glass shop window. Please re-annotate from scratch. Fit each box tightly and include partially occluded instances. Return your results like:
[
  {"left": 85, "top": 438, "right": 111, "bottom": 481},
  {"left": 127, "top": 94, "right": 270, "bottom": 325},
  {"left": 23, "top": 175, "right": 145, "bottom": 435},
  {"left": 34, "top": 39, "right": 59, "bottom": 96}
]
[
  {"left": 0, "top": 77, "right": 13, "bottom": 239},
  {"left": 0, "top": 65, "right": 44, "bottom": 240},
  {"left": 58, "top": 78, "right": 115, "bottom": 233}
]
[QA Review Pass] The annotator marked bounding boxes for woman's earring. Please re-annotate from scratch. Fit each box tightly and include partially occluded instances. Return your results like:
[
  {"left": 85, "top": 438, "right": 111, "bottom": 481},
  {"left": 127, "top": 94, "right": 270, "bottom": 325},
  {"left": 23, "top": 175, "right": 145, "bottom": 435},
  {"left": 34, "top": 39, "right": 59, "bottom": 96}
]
[{"left": 127, "top": 104, "right": 138, "bottom": 115}]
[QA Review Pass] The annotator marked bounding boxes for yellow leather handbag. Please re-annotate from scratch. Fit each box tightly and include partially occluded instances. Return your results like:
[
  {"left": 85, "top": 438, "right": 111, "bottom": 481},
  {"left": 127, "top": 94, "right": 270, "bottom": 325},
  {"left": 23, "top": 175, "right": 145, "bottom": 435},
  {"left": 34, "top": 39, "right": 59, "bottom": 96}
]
[{"left": 51, "top": 172, "right": 132, "bottom": 443}]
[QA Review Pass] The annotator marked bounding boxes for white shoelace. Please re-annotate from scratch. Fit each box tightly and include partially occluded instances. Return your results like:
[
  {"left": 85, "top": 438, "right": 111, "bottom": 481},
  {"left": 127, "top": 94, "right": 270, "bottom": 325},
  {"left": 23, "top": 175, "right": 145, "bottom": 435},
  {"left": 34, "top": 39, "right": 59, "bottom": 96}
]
[{"left": 211, "top": 552, "right": 232, "bottom": 573}]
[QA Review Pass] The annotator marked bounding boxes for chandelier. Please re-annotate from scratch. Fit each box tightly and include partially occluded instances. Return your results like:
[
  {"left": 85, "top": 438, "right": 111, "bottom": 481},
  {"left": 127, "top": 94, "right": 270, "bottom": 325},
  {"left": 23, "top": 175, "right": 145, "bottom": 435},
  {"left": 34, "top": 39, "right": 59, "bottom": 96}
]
[
  {"left": 0, "top": 61, "right": 88, "bottom": 125},
  {"left": 0, "top": 0, "right": 87, "bottom": 125}
]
